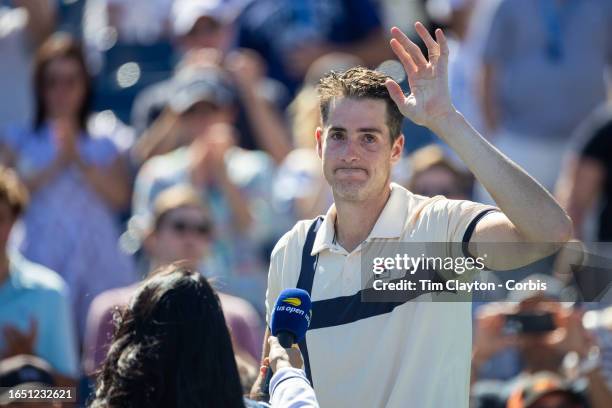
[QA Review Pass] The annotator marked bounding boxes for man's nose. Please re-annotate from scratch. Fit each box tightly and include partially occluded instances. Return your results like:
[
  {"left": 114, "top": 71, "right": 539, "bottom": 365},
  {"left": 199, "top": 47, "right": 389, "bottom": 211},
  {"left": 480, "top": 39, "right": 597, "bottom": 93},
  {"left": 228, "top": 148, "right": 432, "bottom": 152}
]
[{"left": 340, "top": 138, "right": 359, "bottom": 162}]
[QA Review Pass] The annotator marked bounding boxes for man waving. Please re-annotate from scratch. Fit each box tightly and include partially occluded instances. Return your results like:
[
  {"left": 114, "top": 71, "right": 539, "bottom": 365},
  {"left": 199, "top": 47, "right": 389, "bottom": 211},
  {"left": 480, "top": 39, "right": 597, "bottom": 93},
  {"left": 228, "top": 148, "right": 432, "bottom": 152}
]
[{"left": 254, "top": 23, "right": 572, "bottom": 407}]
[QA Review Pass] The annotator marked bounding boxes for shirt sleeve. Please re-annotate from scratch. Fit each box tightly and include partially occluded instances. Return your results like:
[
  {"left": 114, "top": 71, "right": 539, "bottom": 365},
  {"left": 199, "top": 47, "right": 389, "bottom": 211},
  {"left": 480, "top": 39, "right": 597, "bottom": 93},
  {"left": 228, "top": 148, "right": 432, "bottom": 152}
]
[
  {"left": 580, "top": 120, "right": 612, "bottom": 165},
  {"left": 270, "top": 367, "right": 319, "bottom": 408},
  {"left": 266, "top": 244, "right": 284, "bottom": 328},
  {"left": 426, "top": 198, "right": 499, "bottom": 261},
  {"left": 37, "top": 289, "right": 79, "bottom": 378},
  {"left": 82, "top": 137, "right": 120, "bottom": 167}
]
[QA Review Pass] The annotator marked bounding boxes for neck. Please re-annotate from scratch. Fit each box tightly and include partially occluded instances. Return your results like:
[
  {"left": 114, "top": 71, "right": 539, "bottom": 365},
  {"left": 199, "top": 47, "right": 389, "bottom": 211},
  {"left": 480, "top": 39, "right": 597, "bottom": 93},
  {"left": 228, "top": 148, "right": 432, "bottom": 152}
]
[{"left": 333, "top": 185, "right": 391, "bottom": 252}]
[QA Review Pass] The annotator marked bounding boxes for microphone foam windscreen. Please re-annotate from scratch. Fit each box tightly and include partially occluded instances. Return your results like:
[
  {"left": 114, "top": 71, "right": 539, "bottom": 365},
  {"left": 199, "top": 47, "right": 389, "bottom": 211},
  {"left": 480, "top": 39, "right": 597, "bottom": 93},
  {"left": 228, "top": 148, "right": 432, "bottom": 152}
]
[{"left": 270, "top": 288, "right": 312, "bottom": 342}]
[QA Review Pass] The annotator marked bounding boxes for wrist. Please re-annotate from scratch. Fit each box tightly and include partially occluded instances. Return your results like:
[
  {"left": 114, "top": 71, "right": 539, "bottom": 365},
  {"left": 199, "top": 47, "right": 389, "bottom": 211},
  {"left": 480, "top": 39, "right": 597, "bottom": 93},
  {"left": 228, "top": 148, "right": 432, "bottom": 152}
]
[
  {"left": 427, "top": 109, "right": 464, "bottom": 137},
  {"left": 271, "top": 359, "right": 292, "bottom": 373}
]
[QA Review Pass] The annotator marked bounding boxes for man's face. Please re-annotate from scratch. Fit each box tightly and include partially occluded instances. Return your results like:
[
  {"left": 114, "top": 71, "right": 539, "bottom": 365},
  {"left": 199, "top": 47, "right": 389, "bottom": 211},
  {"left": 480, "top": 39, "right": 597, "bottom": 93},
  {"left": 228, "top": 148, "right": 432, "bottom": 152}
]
[
  {"left": 315, "top": 97, "right": 403, "bottom": 202},
  {"left": 148, "top": 206, "right": 212, "bottom": 267},
  {"left": 180, "top": 100, "right": 234, "bottom": 140}
]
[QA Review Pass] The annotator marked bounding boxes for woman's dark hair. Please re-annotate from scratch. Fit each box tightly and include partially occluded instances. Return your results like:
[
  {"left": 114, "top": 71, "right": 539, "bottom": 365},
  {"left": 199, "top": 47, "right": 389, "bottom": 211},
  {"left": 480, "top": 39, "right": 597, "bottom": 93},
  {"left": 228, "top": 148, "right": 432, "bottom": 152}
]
[
  {"left": 33, "top": 32, "right": 92, "bottom": 131},
  {"left": 90, "top": 264, "right": 246, "bottom": 408}
]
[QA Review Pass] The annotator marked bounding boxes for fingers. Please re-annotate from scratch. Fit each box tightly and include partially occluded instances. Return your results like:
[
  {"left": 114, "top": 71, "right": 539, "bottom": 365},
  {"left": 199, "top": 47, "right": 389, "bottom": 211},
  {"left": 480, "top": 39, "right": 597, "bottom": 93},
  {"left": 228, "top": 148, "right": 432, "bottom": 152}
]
[
  {"left": 390, "top": 39, "right": 417, "bottom": 75},
  {"left": 434, "top": 28, "right": 449, "bottom": 58},
  {"left": 415, "top": 22, "right": 440, "bottom": 62},
  {"left": 390, "top": 26, "right": 427, "bottom": 67},
  {"left": 385, "top": 79, "right": 405, "bottom": 108}
]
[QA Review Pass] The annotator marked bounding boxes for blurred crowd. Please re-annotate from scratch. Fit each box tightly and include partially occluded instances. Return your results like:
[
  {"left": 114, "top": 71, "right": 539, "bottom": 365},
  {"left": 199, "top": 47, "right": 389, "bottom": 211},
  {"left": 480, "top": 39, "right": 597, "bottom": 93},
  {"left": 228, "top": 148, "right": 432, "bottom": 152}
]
[{"left": 0, "top": 0, "right": 611, "bottom": 407}]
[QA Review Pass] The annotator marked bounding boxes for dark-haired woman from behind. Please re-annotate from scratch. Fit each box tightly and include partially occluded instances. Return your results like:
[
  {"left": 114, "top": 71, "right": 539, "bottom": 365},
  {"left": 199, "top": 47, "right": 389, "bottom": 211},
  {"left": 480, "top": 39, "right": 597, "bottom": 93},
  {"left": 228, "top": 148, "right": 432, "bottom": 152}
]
[{"left": 90, "top": 264, "right": 318, "bottom": 407}]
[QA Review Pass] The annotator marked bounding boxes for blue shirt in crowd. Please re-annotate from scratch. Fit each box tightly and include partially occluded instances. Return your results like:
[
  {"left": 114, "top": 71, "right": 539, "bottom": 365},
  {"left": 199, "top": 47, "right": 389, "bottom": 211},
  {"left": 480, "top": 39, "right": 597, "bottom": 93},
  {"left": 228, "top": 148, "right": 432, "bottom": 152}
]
[{"left": 0, "top": 251, "right": 79, "bottom": 378}]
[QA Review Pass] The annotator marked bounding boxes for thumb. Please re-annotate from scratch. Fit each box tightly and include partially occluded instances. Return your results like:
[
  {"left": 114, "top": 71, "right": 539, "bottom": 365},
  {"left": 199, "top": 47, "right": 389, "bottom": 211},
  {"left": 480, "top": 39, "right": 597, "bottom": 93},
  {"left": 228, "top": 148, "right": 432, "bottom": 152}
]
[
  {"left": 268, "top": 335, "right": 280, "bottom": 349},
  {"left": 385, "top": 79, "right": 405, "bottom": 108}
]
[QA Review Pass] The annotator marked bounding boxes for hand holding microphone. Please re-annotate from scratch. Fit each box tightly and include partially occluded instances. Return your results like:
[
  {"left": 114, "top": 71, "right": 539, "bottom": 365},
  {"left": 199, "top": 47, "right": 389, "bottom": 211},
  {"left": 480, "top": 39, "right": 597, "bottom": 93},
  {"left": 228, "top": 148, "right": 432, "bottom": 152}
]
[
  {"left": 265, "top": 336, "right": 304, "bottom": 373},
  {"left": 260, "top": 288, "right": 312, "bottom": 397}
]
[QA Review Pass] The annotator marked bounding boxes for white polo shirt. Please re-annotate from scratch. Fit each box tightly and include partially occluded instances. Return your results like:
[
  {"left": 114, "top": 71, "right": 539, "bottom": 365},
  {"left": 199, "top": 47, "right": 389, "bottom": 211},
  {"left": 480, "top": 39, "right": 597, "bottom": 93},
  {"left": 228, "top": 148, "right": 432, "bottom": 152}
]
[{"left": 266, "top": 183, "right": 496, "bottom": 408}]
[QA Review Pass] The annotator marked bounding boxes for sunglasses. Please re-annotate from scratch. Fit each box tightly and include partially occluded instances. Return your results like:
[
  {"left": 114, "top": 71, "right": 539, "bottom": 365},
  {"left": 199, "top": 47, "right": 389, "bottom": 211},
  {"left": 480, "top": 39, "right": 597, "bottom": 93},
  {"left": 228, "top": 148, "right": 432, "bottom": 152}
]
[{"left": 165, "top": 218, "right": 212, "bottom": 237}]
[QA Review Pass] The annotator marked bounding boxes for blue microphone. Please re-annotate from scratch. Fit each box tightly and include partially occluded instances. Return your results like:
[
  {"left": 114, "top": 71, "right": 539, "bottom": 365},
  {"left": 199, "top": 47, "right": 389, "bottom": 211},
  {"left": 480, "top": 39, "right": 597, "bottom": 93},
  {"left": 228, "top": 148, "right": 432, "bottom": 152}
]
[
  {"left": 270, "top": 288, "right": 312, "bottom": 347},
  {"left": 261, "top": 288, "right": 312, "bottom": 398}
]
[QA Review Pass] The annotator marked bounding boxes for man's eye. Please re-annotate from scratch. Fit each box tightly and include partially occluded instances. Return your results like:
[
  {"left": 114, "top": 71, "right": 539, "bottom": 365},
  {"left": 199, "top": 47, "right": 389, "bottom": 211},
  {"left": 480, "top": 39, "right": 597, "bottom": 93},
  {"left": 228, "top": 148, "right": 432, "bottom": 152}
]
[
  {"left": 330, "top": 132, "right": 344, "bottom": 140},
  {"left": 364, "top": 134, "right": 376, "bottom": 143}
]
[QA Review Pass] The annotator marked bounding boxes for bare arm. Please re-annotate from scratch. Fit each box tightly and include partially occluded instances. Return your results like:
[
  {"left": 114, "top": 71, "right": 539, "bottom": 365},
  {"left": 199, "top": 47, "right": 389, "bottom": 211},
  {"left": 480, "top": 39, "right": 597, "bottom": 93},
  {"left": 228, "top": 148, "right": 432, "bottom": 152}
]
[
  {"left": 77, "top": 154, "right": 132, "bottom": 211},
  {"left": 216, "top": 165, "right": 253, "bottom": 232},
  {"left": 585, "top": 367, "right": 612, "bottom": 408},
  {"left": 249, "top": 326, "right": 271, "bottom": 400},
  {"left": 226, "top": 50, "right": 292, "bottom": 164},
  {"left": 13, "top": 0, "right": 56, "bottom": 46},
  {"left": 21, "top": 156, "right": 67, "bottom": 193},
  {"left": 237, "top": 86, "right": 292, "bottom": 164},
  {"left": 131, "top": 109, "right": 182, "bottom": 166},
  {"left": 385, "top": 23, "right": 572, "bottom": 270}
]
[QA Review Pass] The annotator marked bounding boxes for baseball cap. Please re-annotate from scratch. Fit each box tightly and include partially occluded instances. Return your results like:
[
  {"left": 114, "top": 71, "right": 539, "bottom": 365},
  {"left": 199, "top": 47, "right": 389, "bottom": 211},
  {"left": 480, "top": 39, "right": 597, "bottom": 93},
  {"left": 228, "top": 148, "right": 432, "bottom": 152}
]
[
  {"left": 507, "top": 372, "right": 582, "bottom": 408},
  {"left": 169, "top": 68, "right": 237, "bottom": 114},
  {"left": 0, "top": 355, "right": 55, "bottom": 405},
  {"left": 172, "top": 0, "right": 239, "bottom": 37}
]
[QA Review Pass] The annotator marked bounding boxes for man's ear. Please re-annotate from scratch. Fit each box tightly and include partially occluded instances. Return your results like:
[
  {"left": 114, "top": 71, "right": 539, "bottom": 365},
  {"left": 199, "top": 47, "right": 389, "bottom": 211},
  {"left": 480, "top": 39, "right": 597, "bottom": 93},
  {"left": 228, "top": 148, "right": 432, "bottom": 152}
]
[
  {"left": 315, "top": 127, "right": 323, "bottom": 159},
  {"left": 390, "top": 134, "right": 405, "bottom": 164}
]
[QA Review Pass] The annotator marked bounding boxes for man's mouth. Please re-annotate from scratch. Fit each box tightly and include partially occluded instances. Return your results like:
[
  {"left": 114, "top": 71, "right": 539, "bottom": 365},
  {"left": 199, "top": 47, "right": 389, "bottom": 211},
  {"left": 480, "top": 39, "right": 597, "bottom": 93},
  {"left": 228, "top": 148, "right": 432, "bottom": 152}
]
[{"left": 334, "top": 167, "right": 368, "bottom": 175}]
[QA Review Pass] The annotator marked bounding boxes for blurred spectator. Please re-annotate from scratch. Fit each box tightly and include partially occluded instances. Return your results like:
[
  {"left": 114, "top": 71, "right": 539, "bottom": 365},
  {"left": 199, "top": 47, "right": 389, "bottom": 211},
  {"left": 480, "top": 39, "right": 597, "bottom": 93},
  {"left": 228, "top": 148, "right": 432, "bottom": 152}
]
[
  {"left": 132, "top": 69, "right": 276, "bottom": 310},
  {"left": 0, "top": 0, "right": 56, "bottom": 131},
  {"left": 236, "top": 0, "right": 391, "bottom": 95},
  {"left": 0, "top": 355, "right": 66, "bottom": 407},
  {"left": 90, "top": 265, "right": 317, "bottom": 407},
  {"left": 556, "top": 103, "right": 612, "bottom": 242},
  {"left": 2, "top": 34, "right": 136, "bottom": 340},
  {"left": 83, "top": 0, "right": 174, "bottom": 46},
  {"left": 0, "top": 166, "right": 78, "bottom": 384},
  {"left": 479, "top": 0, "right": 612, "bottom": 196},
  {"left": 443, "top": 0, "right": 486, "bottom": 135},
  {"left": 130, "top": 0, "right": 291, "bottom": 164},
  {"left": 471, "top": 285, "right": 612, "bottom": 408},
  {"left": 405, "top": 144, "right": 472, "bottom": 199},
  {"left": 583, "top": 306, "right": 612, "bottom": 390},
  {"left": 505, "top": 372, "right": 585, "bottom": 408},
  {"left": 83, "top": 185, "right": 263, "bottom": 377}
]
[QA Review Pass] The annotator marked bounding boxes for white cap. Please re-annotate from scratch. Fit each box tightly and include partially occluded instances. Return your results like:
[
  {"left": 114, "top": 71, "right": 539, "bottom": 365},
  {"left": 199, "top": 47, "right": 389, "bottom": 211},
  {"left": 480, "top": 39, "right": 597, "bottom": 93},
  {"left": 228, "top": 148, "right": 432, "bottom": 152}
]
[{"left": 172, "top": 0, "right": 239, "bottom": 37}]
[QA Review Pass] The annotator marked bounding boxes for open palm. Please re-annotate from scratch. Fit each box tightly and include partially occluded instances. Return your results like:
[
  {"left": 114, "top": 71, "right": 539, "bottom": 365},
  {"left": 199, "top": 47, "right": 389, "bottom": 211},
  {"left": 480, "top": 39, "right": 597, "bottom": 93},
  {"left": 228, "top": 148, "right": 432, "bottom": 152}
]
[{"left": 385, "top": 22, "right": 454, "bottom": 129}]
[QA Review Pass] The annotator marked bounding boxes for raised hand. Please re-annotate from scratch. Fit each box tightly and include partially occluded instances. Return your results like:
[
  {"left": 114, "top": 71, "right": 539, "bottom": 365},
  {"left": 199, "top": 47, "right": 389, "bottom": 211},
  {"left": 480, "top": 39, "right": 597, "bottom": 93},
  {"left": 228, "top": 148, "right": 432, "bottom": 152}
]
[{"left": 385, "top": 22, "right": 454, "bottom": 130}]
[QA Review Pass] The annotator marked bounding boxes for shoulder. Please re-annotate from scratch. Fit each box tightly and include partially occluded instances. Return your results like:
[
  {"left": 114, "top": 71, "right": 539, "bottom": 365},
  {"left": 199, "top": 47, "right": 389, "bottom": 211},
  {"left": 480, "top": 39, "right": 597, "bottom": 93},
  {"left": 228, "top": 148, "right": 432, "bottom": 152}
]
[
  {"left": 219, "top": 292, "right": 260, "bottom": 321},
  {"left": 270, "top": 218, "right": 318, "bottom": 260},
  {"left": 10, "top": 253, "right": 68, "bottom": 296}
]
